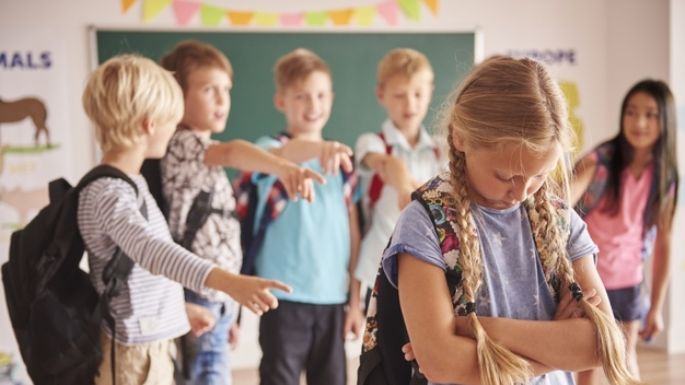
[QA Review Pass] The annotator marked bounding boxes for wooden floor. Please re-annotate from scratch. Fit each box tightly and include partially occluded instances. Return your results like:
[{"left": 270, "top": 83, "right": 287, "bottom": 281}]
[{"left": 233, "top": 347, "right": 685, "bottom": 385}]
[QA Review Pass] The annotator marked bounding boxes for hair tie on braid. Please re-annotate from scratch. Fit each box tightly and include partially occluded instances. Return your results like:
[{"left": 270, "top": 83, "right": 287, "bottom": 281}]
[
  {"left": 458, "top": 302, "right": 477, "bottom": 316},
  {"left": 569, "top": 282, "right": 583, "bottom": 302}
]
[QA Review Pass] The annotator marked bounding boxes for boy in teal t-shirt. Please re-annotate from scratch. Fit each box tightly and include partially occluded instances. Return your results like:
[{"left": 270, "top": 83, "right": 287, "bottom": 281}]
[{"left": 247, "top": 48, "right": 363, "bottom": 385}]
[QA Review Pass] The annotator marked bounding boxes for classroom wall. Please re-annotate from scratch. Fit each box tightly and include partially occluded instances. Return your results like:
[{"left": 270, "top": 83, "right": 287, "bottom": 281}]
[
  {"left": 667, "top": 0, "right": 685, "bottom": 355},
  {"left": 1, "top": 0, "right": 680, "bottom": 377}
]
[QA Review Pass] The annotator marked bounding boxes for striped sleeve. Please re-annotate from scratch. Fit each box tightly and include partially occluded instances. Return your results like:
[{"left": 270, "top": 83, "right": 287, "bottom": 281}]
[{"left": 91, "top": 178, "right": 214, "bottom": 293}]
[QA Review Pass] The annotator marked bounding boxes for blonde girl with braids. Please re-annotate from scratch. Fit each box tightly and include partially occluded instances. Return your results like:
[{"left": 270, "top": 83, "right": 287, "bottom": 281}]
[{"left": 380, "top": 56, "right": 642, "bottom": 385}]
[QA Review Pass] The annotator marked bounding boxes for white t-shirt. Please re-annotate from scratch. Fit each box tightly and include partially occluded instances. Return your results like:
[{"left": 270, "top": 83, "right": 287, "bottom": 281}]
[{"left": 354, "top": 119, "right": 446, "bottom": 286}]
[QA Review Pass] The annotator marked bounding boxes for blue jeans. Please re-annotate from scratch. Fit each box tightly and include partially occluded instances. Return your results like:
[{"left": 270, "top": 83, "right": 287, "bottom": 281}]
[{"left": 184, "top": 290, "right": 233, "bottom": 385}]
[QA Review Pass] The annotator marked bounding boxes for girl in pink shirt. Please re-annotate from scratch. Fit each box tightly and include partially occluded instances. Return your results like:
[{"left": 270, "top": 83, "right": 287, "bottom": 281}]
[{"left": 572, "top": 79, "right": 679, "bottom": 385}]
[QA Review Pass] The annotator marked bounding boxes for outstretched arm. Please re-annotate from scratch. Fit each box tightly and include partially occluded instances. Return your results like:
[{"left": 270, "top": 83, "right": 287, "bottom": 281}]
[
  {"left": 268, "top": 138, "right": 353, "bottom": 175},
  {"left": 204, "top": 139, "right": 325, "bottom": 201}
]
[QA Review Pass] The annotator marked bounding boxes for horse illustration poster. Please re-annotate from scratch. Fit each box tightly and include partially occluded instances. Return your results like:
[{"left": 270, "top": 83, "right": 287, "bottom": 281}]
[
  {"left": 0, "top": 33, "right": 70, "bottom": 378},
  {"left": 0, "top": 36, "right": 70, "bottom": 256}
]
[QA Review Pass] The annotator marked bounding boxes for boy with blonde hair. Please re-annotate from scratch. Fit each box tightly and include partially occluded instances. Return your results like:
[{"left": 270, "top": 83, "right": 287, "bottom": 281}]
[
  {"left": 158, "top": 40, "right": 323, "bottom": 385},
  {"left": 353, "top": 48, "right": 445, "bottom": 299},
  {"left": 79, "top": 54, "right": 291, "bottom": 385},
  {"left": 238, "top": 48, "right": 363, "bottom": 385}
]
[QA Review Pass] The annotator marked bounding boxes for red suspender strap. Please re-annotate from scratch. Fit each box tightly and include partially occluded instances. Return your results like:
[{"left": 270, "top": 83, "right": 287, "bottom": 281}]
[{"left": 367, "top": 132, "right": 392, "bottom": 208}]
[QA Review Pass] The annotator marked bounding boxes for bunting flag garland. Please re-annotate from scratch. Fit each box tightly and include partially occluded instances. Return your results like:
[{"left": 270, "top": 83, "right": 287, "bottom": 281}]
[
  {"left": 142, "top": 0, "right": 171, "bottom": 23},
  {"left": 172, "top": 0, "right": 199, "bottom": 25},
  {"left": 423, "top": 0, "right": 439, "bottom": 15},
  {"left": 200, "top": 3, "right": 224, "bottom": 26},
  {"left": 121, "top": 0, "right": 136, "bottom": 13},
  {"left": 353, "top": 6, "right": 377, "bottom": 26},
  {"left": 328, "top": 9, "right": 354, "bottom": 26},
  {"left": 227, "top": 11, "right": 253, "bottom": 26},
  {"left": 121, "top": 0, "right": 439, "bottom": 27}
]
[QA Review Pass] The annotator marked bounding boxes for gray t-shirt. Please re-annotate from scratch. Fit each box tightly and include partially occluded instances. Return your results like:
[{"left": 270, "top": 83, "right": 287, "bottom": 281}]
[{"left": 382, "top": 200, "right": 598, "bottom": 385}]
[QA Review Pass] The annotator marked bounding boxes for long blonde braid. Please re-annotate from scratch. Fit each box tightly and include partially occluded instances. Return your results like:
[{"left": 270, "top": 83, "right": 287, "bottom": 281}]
[
  {"left": 447, "top": 128, "right": 532, "bottom": 385},
  {"left": 528, "top": 183, "right": 644, "bottom": 385}
]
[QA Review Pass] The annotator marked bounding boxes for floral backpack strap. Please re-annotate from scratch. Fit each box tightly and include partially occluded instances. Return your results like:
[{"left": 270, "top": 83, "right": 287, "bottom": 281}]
[
  {"left": 575, "top": 142, "right": 615, "bottom": 218},
  {"left": 411, "top": 172, "right": 469, "bottom": 313}
]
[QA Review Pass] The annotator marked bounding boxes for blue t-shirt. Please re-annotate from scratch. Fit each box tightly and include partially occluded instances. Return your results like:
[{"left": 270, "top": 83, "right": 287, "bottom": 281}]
[
  {"left": 383, "top": 200, "right": 598, "bottom": 385},
  {"left": 253, "top": 135, "right": 358, "bottom": 304}
]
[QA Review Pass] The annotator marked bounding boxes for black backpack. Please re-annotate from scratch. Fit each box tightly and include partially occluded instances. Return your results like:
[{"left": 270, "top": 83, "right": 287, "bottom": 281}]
[
  {"left": 357, "top": 265, "right": 445, "bottom": 385},
  {"left": 2, "top": 165, "right": 143, "bottom": 385}
]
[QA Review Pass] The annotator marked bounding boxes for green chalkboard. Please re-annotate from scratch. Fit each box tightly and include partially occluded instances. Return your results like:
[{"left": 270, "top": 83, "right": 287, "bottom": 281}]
[{"left": 95, "top": 30, "right": 475, "bottom": 147}]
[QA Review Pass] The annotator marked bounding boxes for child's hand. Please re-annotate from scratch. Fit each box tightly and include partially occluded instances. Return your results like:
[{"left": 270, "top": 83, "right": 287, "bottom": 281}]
[
  {"left": 401, "top": 342, "right": 416, "bottom": 362},
  {"left": 319, "top": 141, "right": 353, "bottom": 175},
  {"left": 185, "top": 303, "right": 216, "bottom": 337},
  {"left": 639, "top": 308, "right": 663, "bottom": 342},
  {"left": 343, "top": 305, "right": 364, "bottom": 340},
  {"left": 228, "top": 275, "right": 292, "bottom": 316},
  {"left": 228, "top": 321, "right": 240, "bottom": 350},
  {"left": 378, "top": 156, "right": 416, "bottom": 208},
  {"left": 554, "top": 287, "right": 600, "bottom": 320},
  {"left": 276, "top": 162, "right": 325, "bottom": 202}
]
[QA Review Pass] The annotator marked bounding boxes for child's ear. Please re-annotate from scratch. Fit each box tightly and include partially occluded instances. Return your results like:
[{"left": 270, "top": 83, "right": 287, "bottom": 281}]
[
  {"left": 375, "top": 85, "right": 385, "bottom": 103},
  {"left": 142, "top": 117, "right": 156, "bottom": 136},
  {"left": 273, "top": 92, "right": 285, "bottom": 112},
  {"left": 451, "top": 128, "right": 467, "bottom": 152}
]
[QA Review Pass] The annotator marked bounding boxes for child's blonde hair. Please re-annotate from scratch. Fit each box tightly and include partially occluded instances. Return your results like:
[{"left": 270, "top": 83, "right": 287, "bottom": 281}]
[
  {"left": 273, "top": 48, "right": 331, "bottom": 92},
  {"left": 83, "top": 54, "right": 183, "bottom": 152},
  {"left": 160, "top": 40, "right": 233, "bottom": 92},
  {"left": 444, "top": 55, "right": 641, "bottom": 385},
  {"left": 377, "top": 48, "right": 433, "bottom": 87}
]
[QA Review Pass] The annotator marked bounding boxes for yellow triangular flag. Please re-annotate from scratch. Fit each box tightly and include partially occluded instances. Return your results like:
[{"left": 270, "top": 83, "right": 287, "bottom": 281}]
[
  {"left": 121, "top": 0, "right": 136, "bottom": 13},
  {"left": 254, "top": 12, "right": 278, "bottom": 27},
  {"left": 423, "top": 0, "right": 439, "bottom": 15},
  {"left": 143, "top": 0, "right": 172, "bottom": 22},
  {"left": 353, "top": 6, "right": 375, "bottom": 26}
]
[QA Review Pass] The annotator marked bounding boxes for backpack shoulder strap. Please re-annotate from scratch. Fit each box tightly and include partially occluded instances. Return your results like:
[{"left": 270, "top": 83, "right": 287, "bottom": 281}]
[
  {"left": 575, "top": 142, "right": 615, "bottom": 218},
  {"left": 77, "top": 164, "right": 139, "bottom": 195},
  {"left": 411, "top": 172, "right": 467, "bottom": 310},
  {"left": 367, "top": 132, "right": 393, "bottom": 209}
]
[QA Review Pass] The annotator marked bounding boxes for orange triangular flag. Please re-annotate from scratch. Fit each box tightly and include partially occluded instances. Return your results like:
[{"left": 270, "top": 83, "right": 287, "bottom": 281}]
[
  {"left": 227, "top": 11, "right": 254, "bottom": 26},
  {"left": 328, "top": 9, "right": 354, "bottom": 26},
  {"left": 121, "top": 0, "right": 136, "bottom": 13},
  {"left": 423, "top": 0, "right": 439, "bottom": 15}
]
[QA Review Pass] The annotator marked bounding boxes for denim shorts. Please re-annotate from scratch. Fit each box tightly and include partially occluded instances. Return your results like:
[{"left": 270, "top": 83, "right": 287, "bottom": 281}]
[{"left": 606, "top": 284, "right": 646, "bottom": 322}]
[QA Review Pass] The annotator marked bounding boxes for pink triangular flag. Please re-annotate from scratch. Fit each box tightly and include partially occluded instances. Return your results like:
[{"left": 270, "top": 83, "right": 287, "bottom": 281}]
[
  {"left": 172, "top": 0, "right": 199, "bottom": 26},
  {"left": 377, "top": 0, "right": 399, "bottom": 25},
  {"left": 280, "top": 12, "right": 304, "bottom": 27}
]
